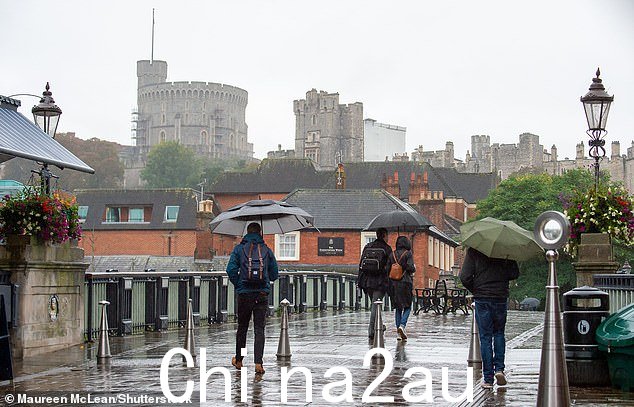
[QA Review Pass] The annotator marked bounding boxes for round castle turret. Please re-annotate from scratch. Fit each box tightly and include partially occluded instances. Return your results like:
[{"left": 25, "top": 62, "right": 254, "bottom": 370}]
[{"left": 134, "top": 60, "right": 252, "bottom": 160}]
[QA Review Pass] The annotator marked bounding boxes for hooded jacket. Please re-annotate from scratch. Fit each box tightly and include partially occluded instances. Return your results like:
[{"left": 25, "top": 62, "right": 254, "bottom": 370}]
[
  {"left": 388, "top": 236, "right": 416, "bottom": 308},
  {"left": 226, "top": 233, "right": 279, "bottom": 294}
]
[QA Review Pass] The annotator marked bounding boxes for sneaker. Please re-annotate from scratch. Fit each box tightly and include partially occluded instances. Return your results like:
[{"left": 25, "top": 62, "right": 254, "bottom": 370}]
[
  {"left": 481, "top": 381, "right": 493, "bottom": 389},
  {"left": 255, "top": 363, "right": 265, "bottom": 375},
  {"left": 495, "top": 371, "right": 507, "bottom": 386},
  {"left": 231, "top": 356, "right": 243, "bottom": 370},
  {"left": 396, "top": 329, "right": 402, "bottom": 340},
  {"left": 397, "top": 326, "right": 408, "bottom": 340}
]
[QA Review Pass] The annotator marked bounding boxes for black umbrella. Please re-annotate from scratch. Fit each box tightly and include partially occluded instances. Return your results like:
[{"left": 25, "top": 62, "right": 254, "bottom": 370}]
[
  {"left": 209, "top": 199, "right": 315, "bottom": 236},
  {"left": 364, "top": 210, "right": 432, "bottom": 233}
]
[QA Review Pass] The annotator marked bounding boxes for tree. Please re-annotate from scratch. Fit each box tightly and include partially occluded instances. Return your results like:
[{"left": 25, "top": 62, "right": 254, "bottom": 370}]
[
  {"left": 141, "top": 142, "right": 201, "bottom": 188},
  {"left": 0, "top": 132, "right": 124, "bottom": 191},
  {"left": 474, "top": 169, "right": 626, "bottom": 307}
]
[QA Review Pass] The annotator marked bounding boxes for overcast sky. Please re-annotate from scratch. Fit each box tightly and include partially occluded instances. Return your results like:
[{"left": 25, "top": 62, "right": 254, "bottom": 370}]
[{"left": 2, "top": 0, "right": 633, "bottom": 162}]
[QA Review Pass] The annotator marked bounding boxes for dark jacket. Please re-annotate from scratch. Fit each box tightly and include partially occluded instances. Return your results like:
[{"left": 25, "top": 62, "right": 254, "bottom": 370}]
[
  {"left": 459, "top": 248, "right": 519, "bottom": 300},
  {"left": 226, "top": 233, "right": 279, "bottom": 294},
  {"left": 388, "top": 236, "right": 416, "bottom": 308},
  {"left": 358, "top": 237, "right": 392, "bottom": 293}
]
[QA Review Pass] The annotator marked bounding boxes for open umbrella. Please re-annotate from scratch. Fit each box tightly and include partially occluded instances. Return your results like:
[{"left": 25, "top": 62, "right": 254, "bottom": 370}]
[
  {"left": 209, "top": 199, "right": 315, "bottom": 236},
  {"left": 460, "top": 217, "right": 543, "bottom": 261},
  {"left": 364, "top": 210, "right": 432, "bottom": 233}
]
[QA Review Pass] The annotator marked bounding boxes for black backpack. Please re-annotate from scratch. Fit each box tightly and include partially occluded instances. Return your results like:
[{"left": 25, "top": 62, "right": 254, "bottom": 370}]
[
  {"left": 239, "top": 242, "right": 270, "bottom": 287},
  {"left": 360, "top": 245, "right": 388, "bottom": 273}
]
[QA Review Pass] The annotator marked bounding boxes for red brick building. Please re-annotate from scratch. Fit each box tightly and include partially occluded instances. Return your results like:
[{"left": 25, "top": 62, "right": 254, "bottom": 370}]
[{"left": 74, "top": 188, "right": 217, "bottom": 259}]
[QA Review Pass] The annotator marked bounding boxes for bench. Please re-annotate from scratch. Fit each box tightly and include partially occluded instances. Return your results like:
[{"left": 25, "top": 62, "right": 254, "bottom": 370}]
[{"left": 413, "top": 279, "right": 470, "bottom": 315}]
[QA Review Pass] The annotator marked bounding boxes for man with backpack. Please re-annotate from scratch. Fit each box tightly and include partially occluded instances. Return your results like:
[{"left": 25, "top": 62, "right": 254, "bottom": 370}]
[
  {"left": 358, "top": 227, "right": 392, "bottom": 340},
  {"left": 226, "top": 222, "right": 279, "bottom": 375}
]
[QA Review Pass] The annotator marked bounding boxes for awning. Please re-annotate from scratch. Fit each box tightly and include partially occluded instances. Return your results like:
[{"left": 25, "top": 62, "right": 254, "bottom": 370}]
[{"left": 0, "top": 97, "right": 94, "bottom": 174}]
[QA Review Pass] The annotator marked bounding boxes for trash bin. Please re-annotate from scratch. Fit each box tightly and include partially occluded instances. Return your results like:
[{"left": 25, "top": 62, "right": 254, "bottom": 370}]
[
  {"left": 563, "top": 286, "right": 610, "bottom": 386},
  {"left": 596, "top": 303, "right": 634, "bottom": 392}
]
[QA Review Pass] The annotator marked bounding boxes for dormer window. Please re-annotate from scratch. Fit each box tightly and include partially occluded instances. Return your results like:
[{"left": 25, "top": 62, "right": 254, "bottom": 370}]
[{"left": 164, "top": 206, "right": 179, "bottom": 222}]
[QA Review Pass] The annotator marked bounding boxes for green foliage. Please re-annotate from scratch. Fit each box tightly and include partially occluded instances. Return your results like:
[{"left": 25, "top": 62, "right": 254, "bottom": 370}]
[
  {"left": 476, "top": 168, "right": 625, "bottom": 304},
  {"left": 141, "top": 142, "right": 202, "bottom": 188},
  {"left": 1, "top": 132, "right": 124, "bottom": 191}
]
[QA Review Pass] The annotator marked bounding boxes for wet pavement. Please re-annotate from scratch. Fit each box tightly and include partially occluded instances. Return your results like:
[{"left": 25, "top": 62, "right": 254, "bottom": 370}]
[{"left": 1, "top": 310, "right": 632, "bottom": 406}]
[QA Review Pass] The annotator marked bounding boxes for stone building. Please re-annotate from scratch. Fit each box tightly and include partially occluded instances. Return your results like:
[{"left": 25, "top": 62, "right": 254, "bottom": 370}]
[
  {"left": 413, "top": 133, "right": 634, "bottom": 193},
  {"left": 363, "top": 118, "right": 406, "bottom": 161},
  {"left": 123, "top": 60, "right": 254, "bottom": 187},
  {"left": 294, "top": 89, "right": 364, "bottom": 170}
]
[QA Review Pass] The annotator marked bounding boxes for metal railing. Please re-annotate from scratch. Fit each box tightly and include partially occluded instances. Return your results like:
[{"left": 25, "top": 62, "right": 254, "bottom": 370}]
[
  {"left": 594, "top": 274, "right": 634, "bottom": 313},
  {"left": 84, "top": 269, "right": 386, "bottom": 339}
]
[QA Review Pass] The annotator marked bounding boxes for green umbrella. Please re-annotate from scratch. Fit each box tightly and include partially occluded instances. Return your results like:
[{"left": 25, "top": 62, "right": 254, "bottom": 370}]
[{"left": 460, "top": 217, "right": 544, "bottom": 261}]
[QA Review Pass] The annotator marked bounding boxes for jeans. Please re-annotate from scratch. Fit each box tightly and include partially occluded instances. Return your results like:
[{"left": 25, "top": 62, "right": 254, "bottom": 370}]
[
  {"left": 366, "top": 289, "right": 385, "bottom": 337},
  {"left": 395, "top": 307, "right": 411, "bottom": 328},
  {"left": 236, "top": 292, "right": 269, "bottom": 364},
  {"left": 475, "top": 299, "right": 508, "bottom": 383}
]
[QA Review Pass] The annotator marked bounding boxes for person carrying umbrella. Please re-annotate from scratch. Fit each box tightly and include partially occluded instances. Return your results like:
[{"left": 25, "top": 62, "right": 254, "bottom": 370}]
[
  {"left": 458, "top": 218, "right": 539, "bottom": 389},
  {"left": 226, "top": 222, "right": 279, "bottom": 375}
]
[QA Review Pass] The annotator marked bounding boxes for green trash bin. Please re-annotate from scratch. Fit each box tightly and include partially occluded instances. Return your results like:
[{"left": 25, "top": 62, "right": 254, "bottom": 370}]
[{"left": 596, "top": 303, "right": 634, "bottom": 392}]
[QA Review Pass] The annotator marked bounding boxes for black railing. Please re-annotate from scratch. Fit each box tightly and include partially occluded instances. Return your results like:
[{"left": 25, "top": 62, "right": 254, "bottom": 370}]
[
  {"left": 84, "top": 269, "right": 370, "bottom": 339},
  {"left": 594, "top": 273, "right": 634, "bottom": 313}
]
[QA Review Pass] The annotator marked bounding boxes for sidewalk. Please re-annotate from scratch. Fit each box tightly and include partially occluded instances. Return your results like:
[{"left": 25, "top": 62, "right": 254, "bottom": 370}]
[{"left": 1, "top": 310, "right": 632, "bottom": 406}]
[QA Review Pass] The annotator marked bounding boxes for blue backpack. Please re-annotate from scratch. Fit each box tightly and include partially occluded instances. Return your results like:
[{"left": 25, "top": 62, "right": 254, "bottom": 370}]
[{"left": 239, "top": 242, "right": 270, "bottom": 287}]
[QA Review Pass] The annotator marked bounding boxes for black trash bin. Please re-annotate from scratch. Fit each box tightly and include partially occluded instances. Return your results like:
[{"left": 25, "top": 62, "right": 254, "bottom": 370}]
[{"left": 563, "top": 285, "right": 610, "bottom": 386}]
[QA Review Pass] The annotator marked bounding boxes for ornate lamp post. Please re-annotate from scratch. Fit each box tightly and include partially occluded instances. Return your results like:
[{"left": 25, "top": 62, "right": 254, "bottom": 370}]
[{"left": 581, "top": 68, "right": 614, "bottom": 192}]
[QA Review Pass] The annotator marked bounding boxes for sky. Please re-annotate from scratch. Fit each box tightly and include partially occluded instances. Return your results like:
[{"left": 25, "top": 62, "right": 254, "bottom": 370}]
[{"left": 1, "top": 0, "right": 633, "bottom": 162}]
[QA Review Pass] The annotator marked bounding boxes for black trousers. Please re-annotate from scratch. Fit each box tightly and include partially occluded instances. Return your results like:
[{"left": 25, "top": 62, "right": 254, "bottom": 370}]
[{"left": 235, "top": 292, "right": 268, "bottom": 364}]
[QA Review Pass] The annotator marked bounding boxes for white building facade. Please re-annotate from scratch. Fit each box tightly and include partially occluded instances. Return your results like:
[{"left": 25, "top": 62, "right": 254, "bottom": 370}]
[{"left": 363, "top": 118, "right": 406, "bottom": 162}]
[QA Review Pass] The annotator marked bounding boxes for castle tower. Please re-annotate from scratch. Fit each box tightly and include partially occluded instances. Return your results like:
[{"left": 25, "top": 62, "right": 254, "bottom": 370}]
[
  {"left": 518, "top": 132, "right": 543, "bottom": 169},
  {"left": 137, "top": 60, "right": 168, "bottom": 88},
  {"left": 576, "top": 142, "right": 585, "bottom": 159},
  {"left": 611, "top": 141, "right": 621, "bottom": 158},
  {"left": 294, "top": 89, "right": 364, "bottom": 170}
]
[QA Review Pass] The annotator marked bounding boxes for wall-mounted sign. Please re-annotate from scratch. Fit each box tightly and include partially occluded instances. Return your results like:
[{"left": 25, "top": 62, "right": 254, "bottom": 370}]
[{"left": 318, "top": 237, "right": 344, "bottom": 256}]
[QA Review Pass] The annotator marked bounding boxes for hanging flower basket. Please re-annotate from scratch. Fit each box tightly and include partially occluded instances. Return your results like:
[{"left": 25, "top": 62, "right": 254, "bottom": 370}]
[
  {"left": 0, "top": 187, "right": 81, "bottom": 245},
  {"left": 562, "top": 186, "right": 634, "bottom": 255}
]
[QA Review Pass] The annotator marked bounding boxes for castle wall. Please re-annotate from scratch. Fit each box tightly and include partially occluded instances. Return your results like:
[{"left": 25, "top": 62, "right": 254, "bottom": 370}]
[{"left": 135, "top": 60, "right": 253, "bottom": 161}]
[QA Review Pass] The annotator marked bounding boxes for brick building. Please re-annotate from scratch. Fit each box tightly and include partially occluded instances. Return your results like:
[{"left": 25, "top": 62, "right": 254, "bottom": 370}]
[
  {"left": 74, "top": 188, "right": 217, "bottom": 259},
  {"left": 259, "top": 189, "right": 458, "bottom": 289}
]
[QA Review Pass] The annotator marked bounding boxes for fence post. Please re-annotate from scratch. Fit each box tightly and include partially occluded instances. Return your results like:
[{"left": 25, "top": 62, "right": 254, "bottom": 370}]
[
  {"left": 313, "top": 277, "right": 319, "bottom": 310},
  {"left": 217, "top": 276, "right": 228, "bottom": 323},
  {"left": 118, "top": 277, "right": 133, "bottom": 336},
  {"left": 190, "top": 276, "right": 201, "bottom": 326},
  {"left": 288, "top": 275, "right": 296, "bottom": 313},
  {"left": 86, "top": 275, "right": 94, "bottom": 342},
  {"left": 338, "top": 276, "right": 346, "bottom": 310},
  {"left": 320, "top": 275, "right": 328, "bottom": 311},
  {"left": 332, "top": 275, "right": 338, "bottom": 310},
  {"left": 268, "top": 281, "right": 276, "bottom": 317},
  {"left": 299, "top": 275, "right": 307, "bottom": 313},
  {"left": 156, "top": 276, "right": 169, "bottom": 331},
  {"left": 207, "top": 276, "right": 217, "bottom": 324}
]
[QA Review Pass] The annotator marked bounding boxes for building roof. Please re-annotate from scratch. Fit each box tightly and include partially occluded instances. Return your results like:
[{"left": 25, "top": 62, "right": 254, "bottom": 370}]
[
  {"left": 87, "top": 255, "right": 211, "bottom": 273},
  {"left": 210, "top": 158, "right": 329, "bottom": 193},
  {"left": 0, "top": 96, "right": 94, "bottom": 173},
  {"left": 211, "top": 159, "right": 497, "bottom": 204},
  {"left": 283, "top": 189, "right": 412, "bottom": 230},
  {"left": 74, "top": 188, "right": 199, "bottom": 230}
]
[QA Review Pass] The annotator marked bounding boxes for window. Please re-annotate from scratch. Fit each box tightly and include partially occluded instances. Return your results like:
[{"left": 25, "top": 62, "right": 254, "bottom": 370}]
[
  {"left": 164, "top": 206, "right": 179, "bottom": 222},
  {"left": 434, "top": 239, "right": 440, "bottom": 268},
  {"left": 128, "top": 208, "right": 144, "bottom": 223},
  {"left": 360, "top": 232, "right": 376, "bottom": 254},
  {"left": 160, "top": 131, "right": 166, "bottom": 143},
  {"left": 275, "top": 231, "right": 300, "bottom": 261},
  {"left": 78, "top": 206, "right": 88, "bottom": 223},
  {"left": 428, "top": 236, "right": 434, "bottom": 266},
  {"left": 440, "top": 242, "right": 445, "bottom": 270},
  {"left": 105, "top": 207, "right": 121, "bottom": 223},
  {"left": 161, "top": 113, "right": 166, "bottom": 124}
]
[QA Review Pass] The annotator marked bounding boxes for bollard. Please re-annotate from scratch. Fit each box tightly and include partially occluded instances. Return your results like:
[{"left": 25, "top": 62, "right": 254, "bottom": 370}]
[
  {"left": 183, "top": 298, "right": 196, "bottom": 364},
  {"left": 537, "top": 250, "right": 570, "bottom": 407},
  {"left": 276, "top": 299, "right": 292, "bottom": 361},
  {"left": 371, "top": 300, "right": 385, "bottom": 361},
  {"left": 467, "top": 304, "right": 482, "bottom": 369},
  {"left": 97, "top": 300, "right": 111, "bottom": 364}
]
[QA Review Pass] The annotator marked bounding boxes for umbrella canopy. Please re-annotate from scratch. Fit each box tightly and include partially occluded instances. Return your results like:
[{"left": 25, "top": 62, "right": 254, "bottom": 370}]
[
  {"left": 364, "top": 210, "right": 432, "bottom": 233},
  {"left": 460, "top": 217, "right": 543, "bottom": 261},
  {"left": 209, "top": 199, "right": 315, "bottom": 236}
]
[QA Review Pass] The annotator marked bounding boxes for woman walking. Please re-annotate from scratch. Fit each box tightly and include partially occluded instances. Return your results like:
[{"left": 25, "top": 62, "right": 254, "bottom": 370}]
[{"left": 388, "top": 236, "right": 416, "bottom": 340}]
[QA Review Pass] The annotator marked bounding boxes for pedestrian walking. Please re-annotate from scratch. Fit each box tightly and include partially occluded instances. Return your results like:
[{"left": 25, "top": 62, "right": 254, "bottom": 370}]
[
  {"left": 459, "top": 247, "right": 519, "bottom": 389},
  {"left": 358, "top": 227, "right": 392, "bottom": 340},
  {"left": 226, "top": 222, "right": 279, "bottom": 375},
  {"left": 387, "top": 236, "right": 416, "bottom": 341}
]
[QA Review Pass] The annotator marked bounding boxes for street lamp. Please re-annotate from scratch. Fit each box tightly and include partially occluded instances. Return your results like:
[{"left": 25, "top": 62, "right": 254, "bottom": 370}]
[
  {"left": 581, "top": 68, "right": 614, "bottom": 192},
  {"left": 534, "top": 211, "right": 571, "bottom": 407}
]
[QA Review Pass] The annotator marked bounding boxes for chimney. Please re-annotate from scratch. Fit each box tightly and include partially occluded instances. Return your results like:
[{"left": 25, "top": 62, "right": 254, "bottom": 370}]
[
  {"left": 382, "top": 172, "right": 400, "bottom": 198},
  {"left": 409, "top": 172, "right": 421, "bottom": 204}
]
